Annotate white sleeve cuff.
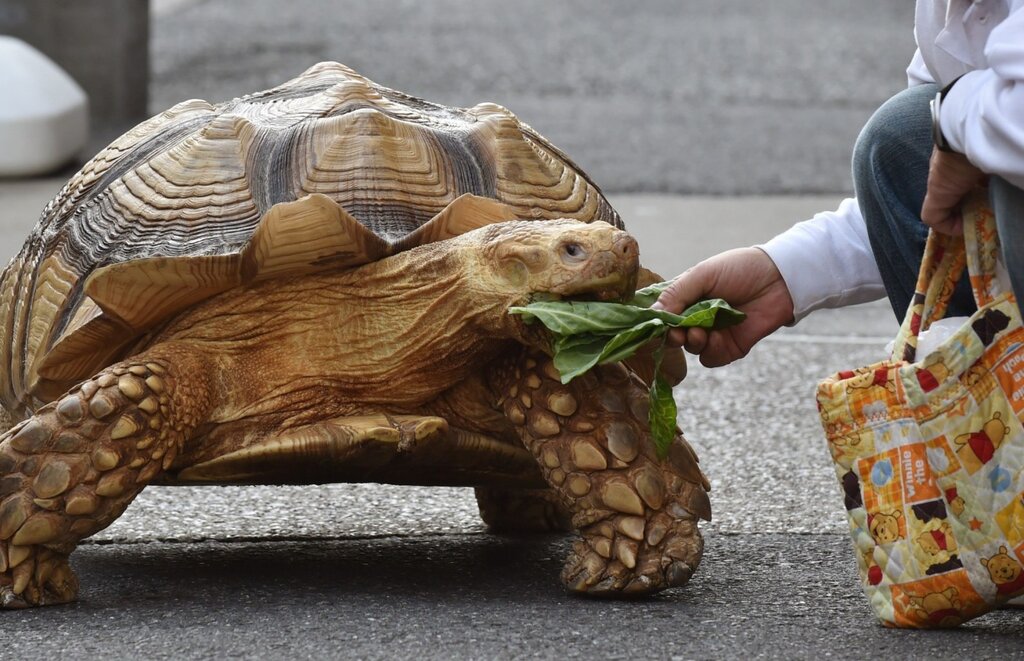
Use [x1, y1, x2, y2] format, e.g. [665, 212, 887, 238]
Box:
[938, 8, 1024, 190]
[759, 198, 887, 323]
[940, 68, 1024, 190]
[906, 48, 934, 87]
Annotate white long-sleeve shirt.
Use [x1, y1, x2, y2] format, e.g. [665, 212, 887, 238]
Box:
[761, 0, 1024, 321]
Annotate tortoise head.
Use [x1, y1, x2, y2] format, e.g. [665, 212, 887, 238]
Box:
[459, 219, 639, 340]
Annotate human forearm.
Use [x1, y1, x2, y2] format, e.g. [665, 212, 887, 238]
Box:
[759, 198, 886, 322]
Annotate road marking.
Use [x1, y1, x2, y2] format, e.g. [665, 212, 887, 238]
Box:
[764, 333, 891, 346]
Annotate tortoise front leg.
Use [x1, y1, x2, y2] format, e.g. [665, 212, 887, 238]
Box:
[0, 352, 210, 607]
[474, 486, 572, 532]
[492, 351, 710, 595]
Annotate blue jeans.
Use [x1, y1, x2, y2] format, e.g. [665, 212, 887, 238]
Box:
[853, 84, 1024, 321]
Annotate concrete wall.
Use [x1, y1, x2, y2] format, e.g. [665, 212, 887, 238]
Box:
[0, 0, 149, 130]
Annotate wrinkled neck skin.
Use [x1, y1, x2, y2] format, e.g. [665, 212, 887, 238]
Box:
[148, 241, 541, 430]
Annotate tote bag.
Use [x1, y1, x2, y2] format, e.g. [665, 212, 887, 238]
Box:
[817, 193, 1024, 627]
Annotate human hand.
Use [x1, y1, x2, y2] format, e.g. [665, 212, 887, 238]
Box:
[651, 247, 794, 367]
[920, 147, 987, 236]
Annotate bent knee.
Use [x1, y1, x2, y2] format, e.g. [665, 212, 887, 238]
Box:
[852, 84, 936, 187]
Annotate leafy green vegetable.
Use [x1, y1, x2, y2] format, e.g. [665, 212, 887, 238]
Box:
[509, 281, 745, 459]
[629, 280, 675, 308]
[510, 297, 743, 337]
[676, 298, 747, 329]
[532, 322, 662, 383]
[553, 318, 667, 383]
[552, 336, 609, 383]
[647, 344, 677, 458]
[509, 300, 681, 335]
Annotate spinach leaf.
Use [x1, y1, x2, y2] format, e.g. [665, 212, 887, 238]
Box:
[553, 335, 609, 383]
[509, 282, 745, 460]
[553, 333, 606, 352]
[678, 298, 747, 329]
[552, 319, 668, 384]
[647, 343, 678, 459]
[629, 280, 675, 307]
[595, 318, 667, 365]
[511, 291, 744, 337]
[510, 301, 684, 335]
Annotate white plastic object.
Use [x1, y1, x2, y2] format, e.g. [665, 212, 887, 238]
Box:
[884, 255, 1014, 357]
[915, 316, 970, 357]
[0, 36, 89, 177]
[884, 317, 970, 358]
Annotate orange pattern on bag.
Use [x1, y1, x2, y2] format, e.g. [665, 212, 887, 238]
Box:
[818, 193, 1024, 628]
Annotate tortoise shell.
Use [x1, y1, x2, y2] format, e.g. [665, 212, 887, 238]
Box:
[0, 62, 621, 417]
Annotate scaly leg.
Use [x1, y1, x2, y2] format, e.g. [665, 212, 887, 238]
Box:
[491, 350, 711, 595]
[475, 487, 572, 532]
[0, 351, 210, 607]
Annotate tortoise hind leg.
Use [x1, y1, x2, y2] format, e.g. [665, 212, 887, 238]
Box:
[0, 352, 210, 607]
[475, 487, 572, 533]
[492, 351, 711, 595]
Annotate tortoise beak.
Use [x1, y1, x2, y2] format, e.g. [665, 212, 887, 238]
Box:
[572, 272, 638, 302]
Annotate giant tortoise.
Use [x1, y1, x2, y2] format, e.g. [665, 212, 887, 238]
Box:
[0, 62, 709, 607]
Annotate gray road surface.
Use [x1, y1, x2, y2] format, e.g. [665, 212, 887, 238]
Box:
[148, 0, 915, 195]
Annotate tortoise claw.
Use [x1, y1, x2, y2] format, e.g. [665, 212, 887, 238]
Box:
[0, 546, 78, 609]
[624, 575, 653, 594]
[563, 545, 608, 591]
[666, 560, 694, 587]
[1, 586, 29, 609]
[562, 510, 702, 597]
[590, 576, 619, 593]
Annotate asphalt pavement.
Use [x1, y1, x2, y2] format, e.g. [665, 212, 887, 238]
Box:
[147, 0, 914, 196]
[1, 0, 1023, 658]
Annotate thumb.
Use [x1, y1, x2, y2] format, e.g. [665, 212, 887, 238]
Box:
[651, 266, 709, 313]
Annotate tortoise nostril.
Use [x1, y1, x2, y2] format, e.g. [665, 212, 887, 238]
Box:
[614, 236, 638, 257]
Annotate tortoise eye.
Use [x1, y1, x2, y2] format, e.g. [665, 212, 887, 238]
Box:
[562, 242, 585, 259]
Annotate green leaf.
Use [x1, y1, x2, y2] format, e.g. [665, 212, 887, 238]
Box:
[510, 301, 685, 335]
[593, 318, 667, 365]
[553, 336, 609, 383]
[648, 344, 677, 460]
[678, 298, 746, 329]
[551, 320, 668, 384]
[629, 280, 675, 307]
[510, 296, 745, 337]
[553, 333, 605, 352]
[509, 292, 744, 460]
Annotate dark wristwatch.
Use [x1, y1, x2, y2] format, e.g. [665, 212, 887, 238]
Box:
[930, 78, 961, 153]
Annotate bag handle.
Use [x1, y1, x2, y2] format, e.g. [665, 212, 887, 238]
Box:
[962, 193, 1003, 307]
[891, 189, 997, 363]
